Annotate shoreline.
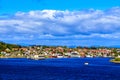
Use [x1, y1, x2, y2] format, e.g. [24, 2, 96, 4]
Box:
[110, 59, 120, 63]
[0, 57, 112, 59]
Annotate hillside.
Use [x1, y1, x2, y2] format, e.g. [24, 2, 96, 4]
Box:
[0, 41, 21, 51]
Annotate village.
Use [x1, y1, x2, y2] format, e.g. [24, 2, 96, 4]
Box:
[1, 45, 120, 60]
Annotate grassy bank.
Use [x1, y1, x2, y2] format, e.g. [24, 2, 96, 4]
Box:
[110, 57, 120, 63]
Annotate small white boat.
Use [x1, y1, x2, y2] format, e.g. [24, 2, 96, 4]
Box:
[84, 62, 89, 65]
[31, 55, 45, 60]
[57, 55, 64, 58]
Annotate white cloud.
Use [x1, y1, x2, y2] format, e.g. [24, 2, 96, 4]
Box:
[0, 7, 120, 43]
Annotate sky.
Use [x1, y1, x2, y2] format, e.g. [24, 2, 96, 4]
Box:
[0, 0, 120, 46]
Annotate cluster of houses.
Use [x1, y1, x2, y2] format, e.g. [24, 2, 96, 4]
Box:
[0, 46, 120, 59]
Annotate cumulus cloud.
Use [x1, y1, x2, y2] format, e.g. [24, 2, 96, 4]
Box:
[0, 7, 120, 45]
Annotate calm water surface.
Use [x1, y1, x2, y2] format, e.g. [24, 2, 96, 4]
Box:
[0, 58, 120, 80]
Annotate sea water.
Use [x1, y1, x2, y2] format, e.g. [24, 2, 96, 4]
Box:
[0, 58, 120, 80]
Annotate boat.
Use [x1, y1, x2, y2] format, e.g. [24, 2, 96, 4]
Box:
[31, 55, 45, 60]
[84, 62, 89, 65]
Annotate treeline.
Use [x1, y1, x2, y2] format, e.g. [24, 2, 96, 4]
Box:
[76, 46, 114, 49]
[0, 41, 21, 51]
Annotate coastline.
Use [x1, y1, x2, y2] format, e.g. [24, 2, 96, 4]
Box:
[0, 56, 26, 58]
[0, 56, 113, 59]
[110, 59, 120, 63]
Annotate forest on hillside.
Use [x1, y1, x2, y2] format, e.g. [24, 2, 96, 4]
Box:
[0, 41, 21, 51]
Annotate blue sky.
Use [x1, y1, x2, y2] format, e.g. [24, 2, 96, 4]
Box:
[0, 0, 120, 46]
[0, 0, 120, 13]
